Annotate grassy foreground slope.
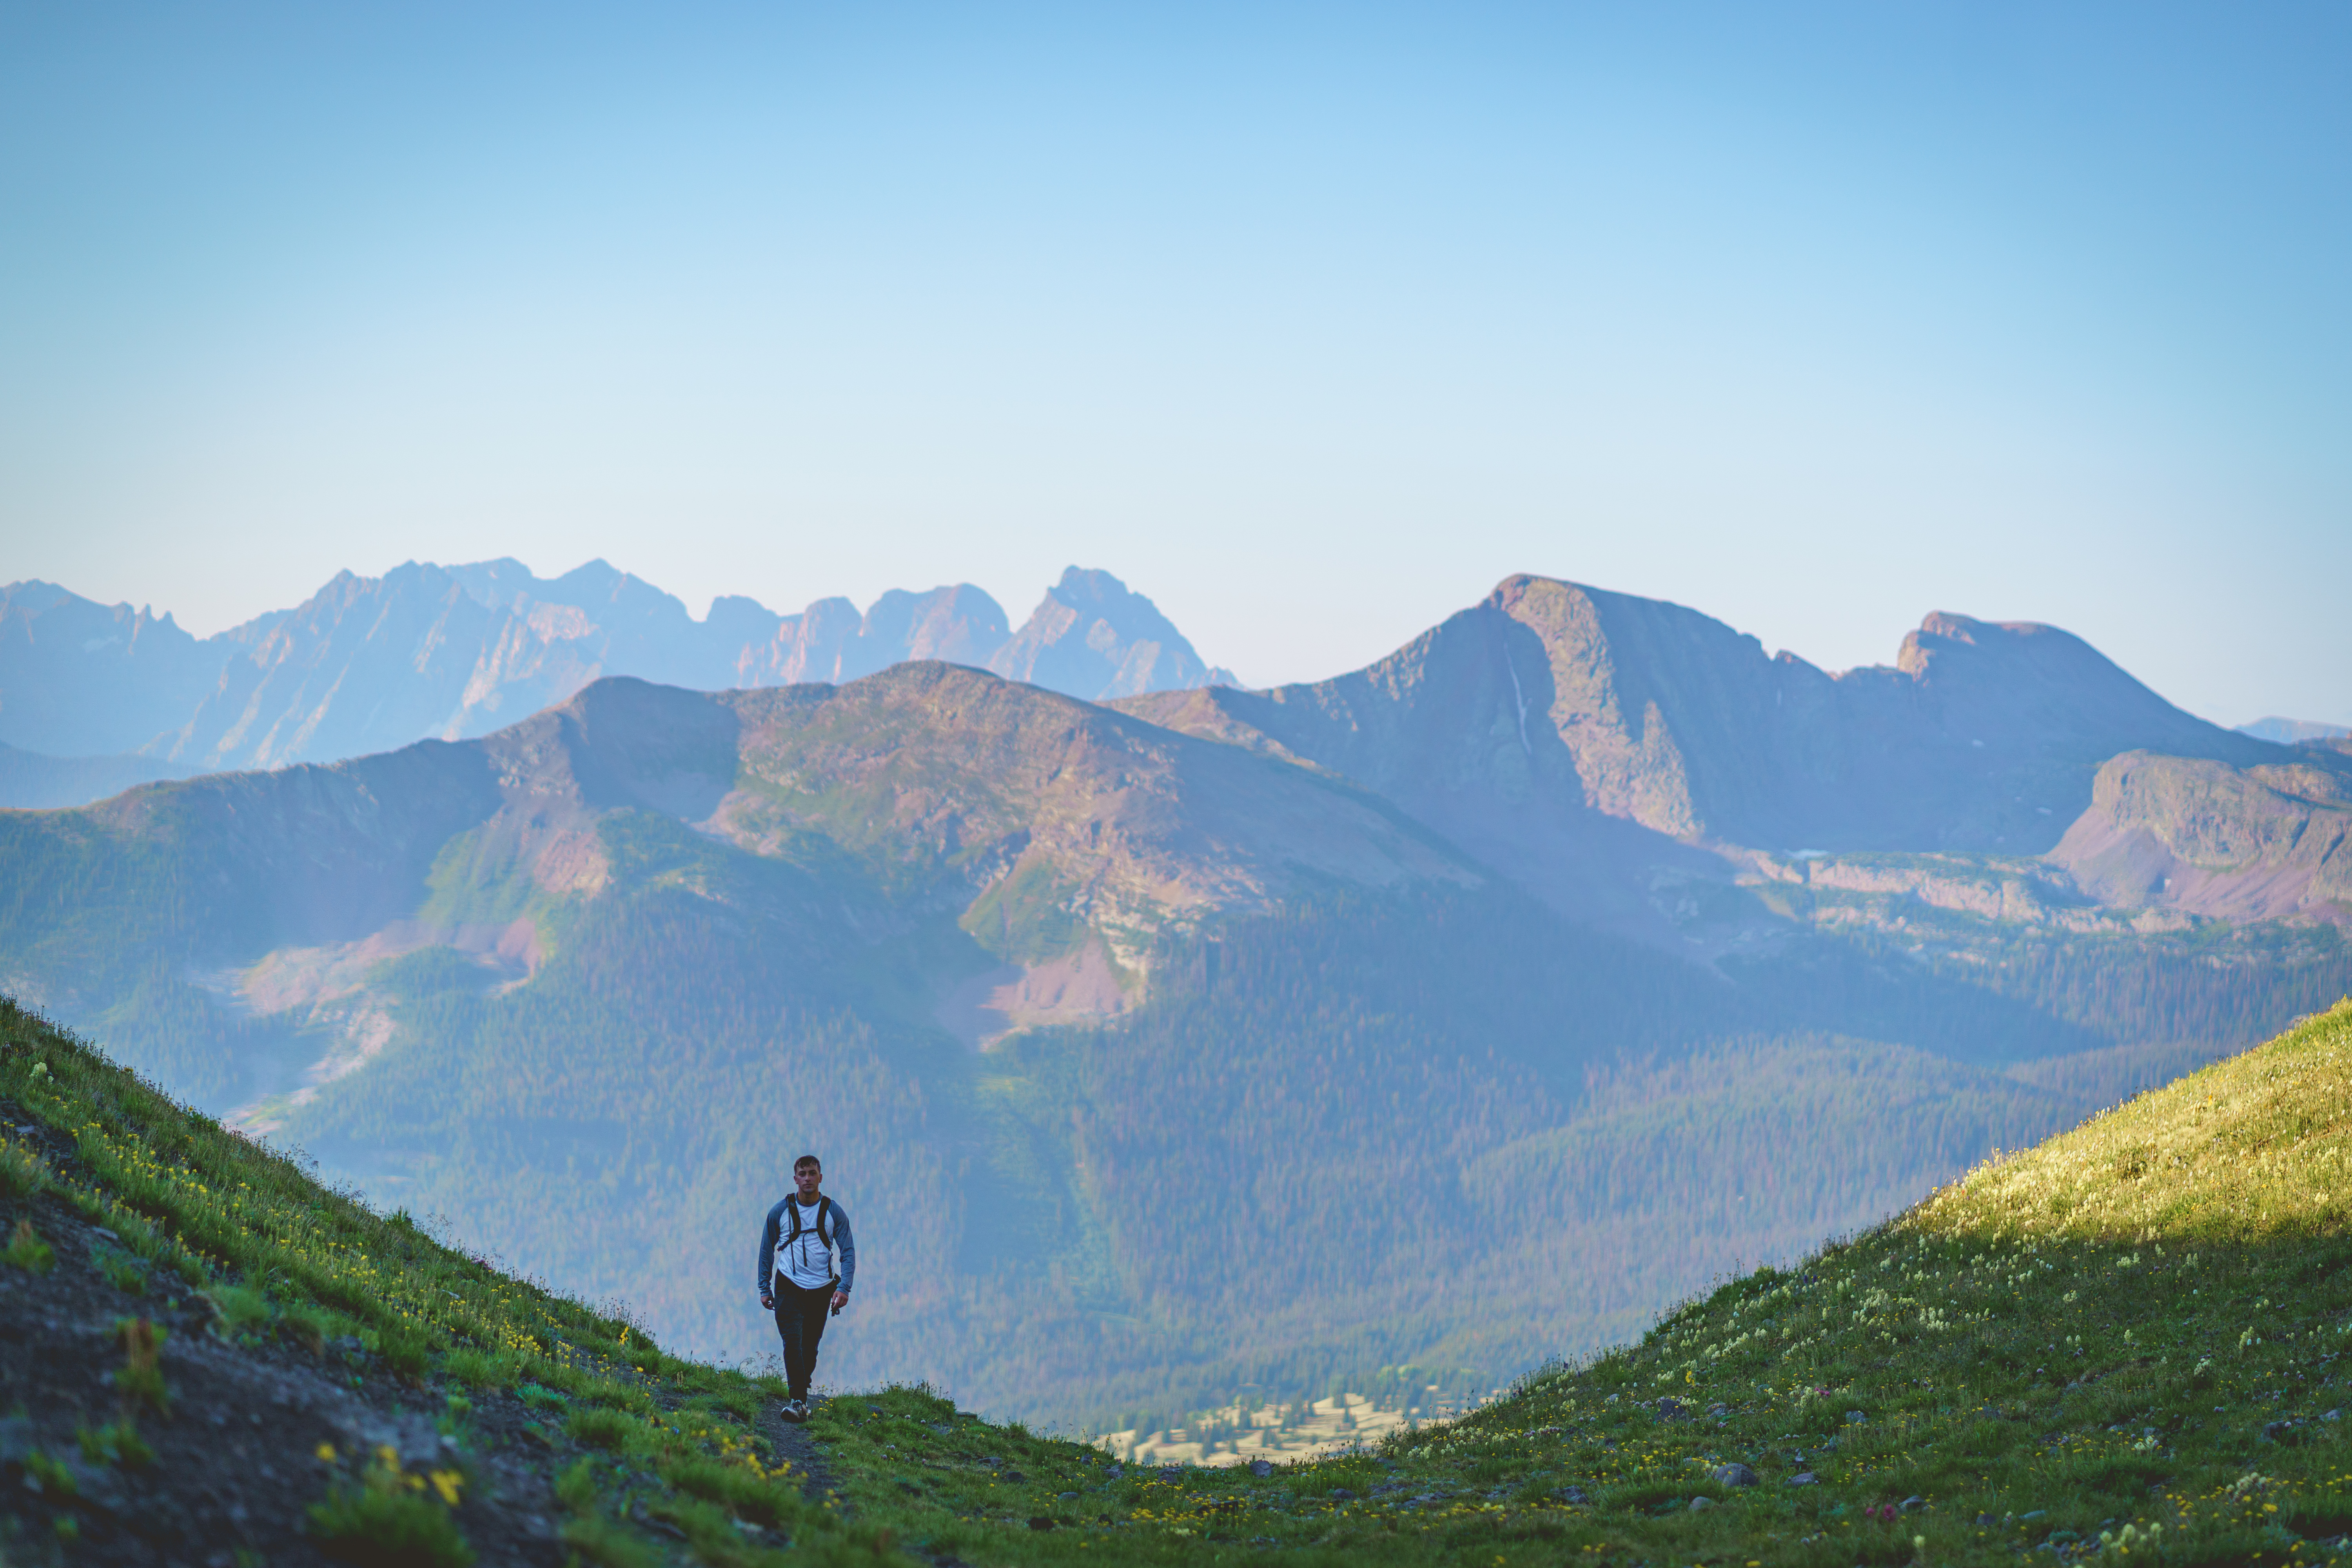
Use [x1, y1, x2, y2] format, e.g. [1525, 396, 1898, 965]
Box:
[0, 995, 916, 1566]
[4, 991, 2349, 1566]
[1376, 996, 2352, 1567]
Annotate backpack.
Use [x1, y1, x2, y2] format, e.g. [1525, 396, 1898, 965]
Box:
[783, 1196, 835, 1251]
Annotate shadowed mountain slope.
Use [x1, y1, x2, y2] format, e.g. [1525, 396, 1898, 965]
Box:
[1122, 575, 2291, 938]
[1127, 574, 2276, 859]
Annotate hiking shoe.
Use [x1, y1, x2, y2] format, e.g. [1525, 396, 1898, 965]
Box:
[788, 1398, 810, 1422]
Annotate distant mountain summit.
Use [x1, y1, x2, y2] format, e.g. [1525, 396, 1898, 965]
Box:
[987, 567, 1237, 701]
[1123, 573, 2292, 934]
[719, 583, 1013, 687]
[0, 561, 1227, 799]
[0, 581, 217, 759]
[1133, 574, 2271, 856]
[0, 741, 191, 810]
[2237, 715, 2352, 744]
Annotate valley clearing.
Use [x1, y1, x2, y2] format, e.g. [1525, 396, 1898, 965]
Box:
[1, 992, 2347, 1565]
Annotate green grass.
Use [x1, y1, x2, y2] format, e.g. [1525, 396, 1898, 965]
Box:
[4, 1214, 53, 1272]
[0, 996, 886, 1565]
[308, 1447, 477, 1568]
[776, 1001, 2352, 1565]
[5, 987, 2350, 1564]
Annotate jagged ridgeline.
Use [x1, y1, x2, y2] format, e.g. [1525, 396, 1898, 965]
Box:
[1, 655, 2349, 1433]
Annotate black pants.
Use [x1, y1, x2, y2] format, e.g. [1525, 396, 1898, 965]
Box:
[772, 1278, 834, 1401]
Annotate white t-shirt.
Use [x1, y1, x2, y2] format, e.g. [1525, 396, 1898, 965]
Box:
[777, 1199, 838, 1290]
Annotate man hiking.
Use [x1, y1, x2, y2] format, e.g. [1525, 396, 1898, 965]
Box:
[756, 1154, 855, 1421]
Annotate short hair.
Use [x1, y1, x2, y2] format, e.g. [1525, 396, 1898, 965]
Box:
[793, 1154, 822, 1172]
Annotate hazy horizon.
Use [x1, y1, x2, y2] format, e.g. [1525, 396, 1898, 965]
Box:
[4, 2, 2347, 725]
[10, 550, 2336, 737]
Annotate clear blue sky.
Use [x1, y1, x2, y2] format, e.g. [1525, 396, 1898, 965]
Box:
[3, 2, 2346, 724]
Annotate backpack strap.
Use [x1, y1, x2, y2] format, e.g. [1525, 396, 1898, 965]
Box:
[783, 1197, 834, 1250]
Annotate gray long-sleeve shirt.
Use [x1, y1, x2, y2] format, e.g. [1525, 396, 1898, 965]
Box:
[757, 1196, 856, 1296]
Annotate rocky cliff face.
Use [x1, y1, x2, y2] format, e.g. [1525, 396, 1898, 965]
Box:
[1119, 582, 1723, 936]
[1488, 578, 2273, 853]
[1121, 573, 2295, 939]
[2048, 751, 2352, 925]
[1129, 573, 2279, 860]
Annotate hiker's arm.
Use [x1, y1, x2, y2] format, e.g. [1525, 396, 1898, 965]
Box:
[755, 1205, 780, 1304]
[832, 1205, 855, 1299]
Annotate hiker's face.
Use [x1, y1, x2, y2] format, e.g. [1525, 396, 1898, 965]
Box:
[795, 1163, 822, 1200]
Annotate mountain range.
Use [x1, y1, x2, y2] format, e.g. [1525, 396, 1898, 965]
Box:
[1, 569, 2346, 1428]
[0, 561, 1234, 791]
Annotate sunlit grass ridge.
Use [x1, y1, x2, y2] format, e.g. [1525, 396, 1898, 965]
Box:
[1390, 999, 2352, 1565]
[1921, 996, 2352, 1245]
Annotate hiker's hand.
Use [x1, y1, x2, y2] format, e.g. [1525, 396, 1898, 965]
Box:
[830, 1290, 848, 1315]
[759, 1294, 773, 1311]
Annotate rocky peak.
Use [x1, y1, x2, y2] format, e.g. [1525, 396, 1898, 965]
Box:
[988, 567, 1233, 701]
[1125, 573, 2298, 932]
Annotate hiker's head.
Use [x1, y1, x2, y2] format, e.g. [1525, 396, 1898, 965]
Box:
[794, 1154, 822, 1199]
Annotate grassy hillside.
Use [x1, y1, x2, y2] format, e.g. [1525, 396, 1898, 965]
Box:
[1353, 993, 2352, 1566]
[7, 995, 2347, 1564]
[0, 995, 899, 1564]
